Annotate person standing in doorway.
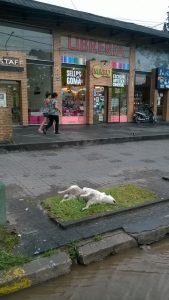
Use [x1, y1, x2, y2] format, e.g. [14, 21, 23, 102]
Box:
[38, 92, 51, 133]
[43, 92, 60, 134]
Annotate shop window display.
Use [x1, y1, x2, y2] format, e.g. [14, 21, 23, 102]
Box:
[62, 86, 86, 116]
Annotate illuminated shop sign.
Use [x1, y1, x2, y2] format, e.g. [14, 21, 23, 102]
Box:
[0, 57, 23, 66]
[64, 69, 85, 86]
[156, 67, 169, 89]
[61, 36, 129, 58]
[92, 64, 112, 79]
[112, 73, 126, 87]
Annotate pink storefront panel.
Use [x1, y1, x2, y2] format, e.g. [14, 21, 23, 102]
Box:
[120, 115, 128, 122]
[28, 115, 44, 124]
[28, 115, 87, 125]
[111, 115, 128, 122]
[61, 116, 86, 124]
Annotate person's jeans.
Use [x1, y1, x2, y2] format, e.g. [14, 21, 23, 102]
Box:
[45, 115, 59, 133]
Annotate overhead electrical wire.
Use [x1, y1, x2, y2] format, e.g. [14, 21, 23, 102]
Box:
[69, 0, 165, 29]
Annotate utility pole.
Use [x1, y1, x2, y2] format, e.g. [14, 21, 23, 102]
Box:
[163, 10, 169, 32]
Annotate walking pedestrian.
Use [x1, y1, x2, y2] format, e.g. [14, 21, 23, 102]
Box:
[43, 92, 60, 135]
[38, 92, 51, 133]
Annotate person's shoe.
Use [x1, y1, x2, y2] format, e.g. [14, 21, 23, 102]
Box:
[43, 128, 47, 135]
[38, 128, 43, 133]
[55, 132, 60, 134]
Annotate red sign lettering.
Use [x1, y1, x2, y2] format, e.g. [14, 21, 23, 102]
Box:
[66, 36, 129, 58]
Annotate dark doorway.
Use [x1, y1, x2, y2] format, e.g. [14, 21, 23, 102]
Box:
[0, 80, 21, 125]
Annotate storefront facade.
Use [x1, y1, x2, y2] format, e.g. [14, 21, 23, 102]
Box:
[59, 34, 130, 124]
[0, 0, 169, 126]
[135, 46, 169, 120]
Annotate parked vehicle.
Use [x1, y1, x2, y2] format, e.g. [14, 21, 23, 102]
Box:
[133, 105, 157, 124]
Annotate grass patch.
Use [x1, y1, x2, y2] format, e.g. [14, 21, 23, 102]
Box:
[0, 250, 30, 271]
[0, 226, 30, 271]
[41, 249, 58, 258]
[42, 184, 157, 222]
[93, 234, 102, 242]
[0, 227, 18, 252]
[66, 241, 78, 261]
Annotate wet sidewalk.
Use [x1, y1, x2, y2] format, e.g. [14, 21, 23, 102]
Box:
[1, 122, 169, 151]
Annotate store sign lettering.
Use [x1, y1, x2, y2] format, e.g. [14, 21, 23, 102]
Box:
[112, 74, 126, 87]
[92, 65, 112, 79]
[67, 36, 129, 58]
[0, 57, 23, 66]
[156, 67, 169, 89]
[66, 70, 83, 85]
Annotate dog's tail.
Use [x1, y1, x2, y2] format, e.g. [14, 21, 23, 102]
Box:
[58, 185, 81, 194]
[58, 189, 68, 194]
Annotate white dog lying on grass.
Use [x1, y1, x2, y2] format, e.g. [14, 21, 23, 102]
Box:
[58, 185, 116, 211]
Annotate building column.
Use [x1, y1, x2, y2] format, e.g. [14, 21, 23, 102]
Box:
[162, 90, 169, 121]
[0, 107, 13, 142]
[107, 87, 112, 123]
[86, 60, 94, 124]
[53, 31, 62, 115]
[150, 69, 158, 115]
[127, 45, 136, 122]
[21, 76, 28, 126]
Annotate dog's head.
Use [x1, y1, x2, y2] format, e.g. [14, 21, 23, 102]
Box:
[106, 195, 116, 204]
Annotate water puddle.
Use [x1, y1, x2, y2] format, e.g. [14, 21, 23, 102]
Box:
[5, 238, 169, 300]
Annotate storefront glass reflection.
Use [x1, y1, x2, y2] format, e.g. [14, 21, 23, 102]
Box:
[27, 64, 52, 124]
[0, 23, 52, 61]
[134, 73, 151, 112]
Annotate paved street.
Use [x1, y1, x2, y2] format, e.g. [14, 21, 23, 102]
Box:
[2, 139, 169, 199]
[1, 139, 169, 256]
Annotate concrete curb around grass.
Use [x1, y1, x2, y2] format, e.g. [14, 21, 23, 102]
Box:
[0, 226, 169, 296]
[49, 197, 169, 229]
[131, 224, 169, 245]
[0, 230, 138, 296]
[0, 251, 71, 296]
[76, 230, 137, 265]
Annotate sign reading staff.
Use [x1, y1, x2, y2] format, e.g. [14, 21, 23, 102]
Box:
[0, 57, 23, 66]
